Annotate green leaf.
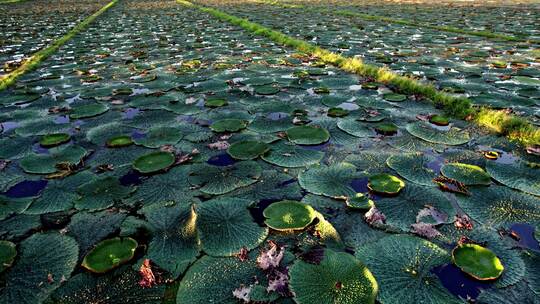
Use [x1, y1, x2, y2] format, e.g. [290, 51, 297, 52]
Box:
[227, 140, 270, 160]
[290, 249, 378, 304]
[195, 197, 268, 256]
[406, 122, 470, 145]
[20, 145, 87, 174]
[486, 160, 540, 196]
[263, 200, 317, 231]
[76, 176, 133, 211]
[262, 141, 324, 168]
[139, 201, 199, 278]
[133, 127, 182, 148]
[441, 163, 491, 185]
[82, 237, 138, 273]
[0, 233, 79, 304]
[210, 118, 248, 133]
[368, 174, 405, 195]
[133, 151, 175, 174]
[0, 195, 32, 221]
[69, 103, 109, 119]
[356, 235, 461, 304]
[189, 161, 262, 195]
[0, 240, 16, 273]
[40, 133, 71, 148]
[386, 153, 437, 186]
[286, 125, 330, 145]
[452, 244, 504, 280]
[299, 163, 358, 199]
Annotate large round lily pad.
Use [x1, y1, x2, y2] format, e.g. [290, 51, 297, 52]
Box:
[76, 176, 133, 211]
[452, 244, 504, 280]
[133, 126, 182, 148]
[406, 122, 470, 145]
[486, 160, 540, 196]
[40, 133, 71, 148]
[263, 200, 316, 231]
[383, 93, 407, 102]
[189, 161, 261, 195]
[298, 163, 358, 199]
[262, 141, 324, 168]
[133, 151, 175, 174]
[286, 125, 330, 145]
[290, 249, 378, 304]
[195, 197, 268, 256]
[227, 141, 269, 160]
[386, 153, 437, 186]
[69, 103, 109, 119]
[20, 145, 87, 174]
[457, 186, 540, 228]
[368, 174, 405, 195]
[210, 119, 248, 133]
[82, 237, 138, 273]
[441, 163, 491, 185]
[356, 235, 461, 304]
[106, 135, 133, 148]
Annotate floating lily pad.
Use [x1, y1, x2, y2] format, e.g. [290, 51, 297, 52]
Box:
[346, 193, 374, 210]
[227, 141, 269, 160]
[486, 160, 540, 196]
[375, 122, 398, 135]
[457, 186, 540, 228]
[205, 98, 228, 108]
[441, 163, 491, 185]
[40, 133, 70, 147]
[82, 237, 138, 273]
[210, 118, 248, 133]
[262, 141, 324, 168]
[106, 135, 133, 148]
[177, 256, 261, 304]
[0, 233, 79, 304]
[452, 244, 504, 280]
[290, 249, 378, 304]
[76, 176, 133, 211]
[286, 125, 330, 145]
[327, 107, 349, 117]
[133, 151, 175, 174]
[69, 103, 109, 119]
[133, 126, 182, 148]
[386, 153, 437, 186]
[299, 163, 358, 199]
[263, 200, 316, 231]
[20, 145, 87, 174]
[195, 197, 268, 256]
[336, 119, 373, 137]
[356, 235, 460, 304]
[254, 85, 280, 95]
[0, 195, 32, 221]
[140, 201, 199, 278]
[368, 174, 405, 195]
[406, 122, 470, 145]
[0, 240, 16, 273]
[383, 93, 407, 102]
[429, 115, 449, 126]
[189, 161, 261, 195]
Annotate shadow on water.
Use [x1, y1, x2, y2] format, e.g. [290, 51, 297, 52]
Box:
[250, 198, 281, 226]
[511, 223, 540, 251]
[433, 263, 493, 300]
[120, 170, 145, 186]
[207, 153, 236, 166]
[3, 180, 48, 198]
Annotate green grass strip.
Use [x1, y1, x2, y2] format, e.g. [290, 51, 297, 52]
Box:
[0, 0, 119, 90]
[0, 0, 29, 3]
[260, 0, 539, 44]
[178, 0, 539, 146]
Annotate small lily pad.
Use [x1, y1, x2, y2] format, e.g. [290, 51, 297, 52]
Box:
[82, 237, 138, 273]
[255, 85, 280, 95]
[40, 133, 71, 147]
[210, 119, 248, 133]
[286, 125, 330, 145]
[263, 200, 316, 231]
[346, 193, 374, 210]
[106, 135, 133, 148]
[227, 141, 269, 160]
[133, 151, 175, 174]
[452, 244, 504, 280]
[205, 98, 228, 108]
[375, 122, 398, 135]
[429, 115, 449, 126]
[0, 240, 16, 273]
[368, 174, 405, 195]
[327, 107, 349, 117]
[383, 93, 407, 102]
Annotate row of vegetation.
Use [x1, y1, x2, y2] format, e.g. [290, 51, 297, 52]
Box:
[179, 0, 540, 146]
[260, 0, 540, 44]
[0, 0, 119, 90]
